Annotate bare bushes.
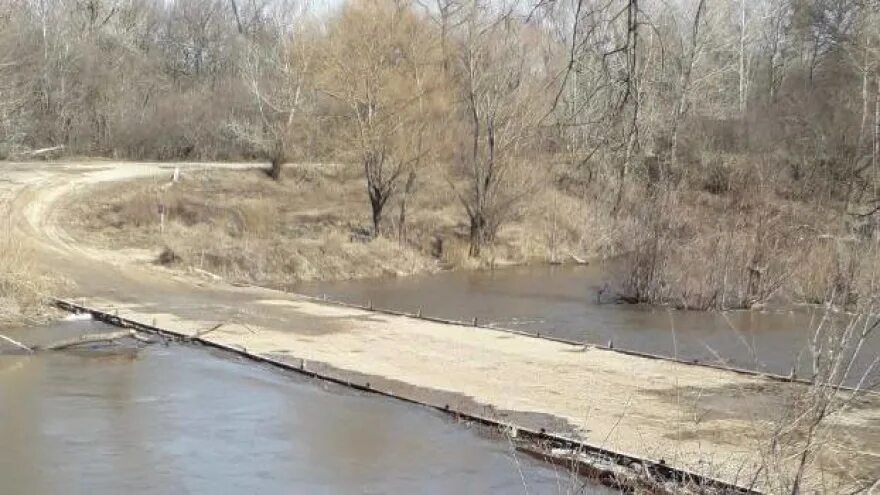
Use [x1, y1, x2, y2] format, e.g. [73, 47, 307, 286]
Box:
[618, 211, 878, 310]
[606, 144, 880, 310]
[614, 180, 848, 309]
[791, 237, 875, 307]
[750, 307, 880, 493]
[491, 182, 618, 265]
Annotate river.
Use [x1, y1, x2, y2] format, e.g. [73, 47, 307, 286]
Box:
[0, 321, 615, 495]
[293, 263, 880, 382]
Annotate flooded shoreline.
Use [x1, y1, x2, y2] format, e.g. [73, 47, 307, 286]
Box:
[0, 321, 615, 494]
[293, 263, 880, 382]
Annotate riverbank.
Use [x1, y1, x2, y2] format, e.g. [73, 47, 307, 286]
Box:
[0, 216, 59, 326]
[290, 264, 880, 381]
[61, 164, 612, 288]
[59, 161, 880, 312]
[4, 161, 879, 493]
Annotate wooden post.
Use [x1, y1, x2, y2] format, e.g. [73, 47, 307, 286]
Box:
[158, 203, 166, 234]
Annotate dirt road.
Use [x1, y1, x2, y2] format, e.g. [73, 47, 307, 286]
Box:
[4, 161, 879, 492]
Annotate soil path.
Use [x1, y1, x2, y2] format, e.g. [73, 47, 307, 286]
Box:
[4, 161, 879, 492]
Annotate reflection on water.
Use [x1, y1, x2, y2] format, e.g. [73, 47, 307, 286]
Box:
[0, 321, 614, 495]
[294, 264, 880, 382]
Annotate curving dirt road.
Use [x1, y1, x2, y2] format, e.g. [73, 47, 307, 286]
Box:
[4, 161, 880, 492]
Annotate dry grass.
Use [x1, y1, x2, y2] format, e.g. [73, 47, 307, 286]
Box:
[63, 164, 609, 289]
[63, 160, 880, 311]
[0, 209, 59, 325]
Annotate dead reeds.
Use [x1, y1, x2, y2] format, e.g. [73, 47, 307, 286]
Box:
[0, 207, 57, 325]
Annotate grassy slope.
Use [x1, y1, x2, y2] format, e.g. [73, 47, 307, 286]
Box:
[0, 219, 58, 326]
[63, 164, 610, 290]
[63, 162, 880, 310]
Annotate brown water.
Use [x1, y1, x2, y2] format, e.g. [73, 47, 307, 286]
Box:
[294, 264, 880, 384]
[0, 321, 615, 495]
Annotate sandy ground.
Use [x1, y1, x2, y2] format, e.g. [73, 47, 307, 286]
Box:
[3, 161, 879, 492]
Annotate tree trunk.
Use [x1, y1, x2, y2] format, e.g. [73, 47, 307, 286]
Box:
[738, 0, 747, 114]
[397, 170, 416, 245]
[368, 184, 387, 237]
[613, 127, 638, 217]
[268, 140, 285, 181]
[670, 0, 706, 169]
[371, 198, 383, 237]
[268, 157, 283, 181]
[614, 0, 641, 218]
[469, 212, 485, 257]
[36, 330, 139, 351]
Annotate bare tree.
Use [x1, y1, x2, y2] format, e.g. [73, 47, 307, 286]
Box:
[416, 0, 465, 72]
[451, 2, 548, 256]
[241, 1, 315, 180]
[668, 0, 708, 170]
[608, 0, 642, 216]
[0, 12, 30, 158]
[318, 0, 441, 236]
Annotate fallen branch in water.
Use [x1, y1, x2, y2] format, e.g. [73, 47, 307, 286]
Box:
[1, 330, 151, 353]
[130, 332, 156, 344]
[37, 330, 136, 351]
[0, 334, 34, 353]
[569, 253, 588, 265]
[195, 322, 225, 338]
[28, 330, 153, 351]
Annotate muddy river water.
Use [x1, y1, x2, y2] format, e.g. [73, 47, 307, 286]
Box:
[294, 264, 880, 382]
[0, 321, 615, 494]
